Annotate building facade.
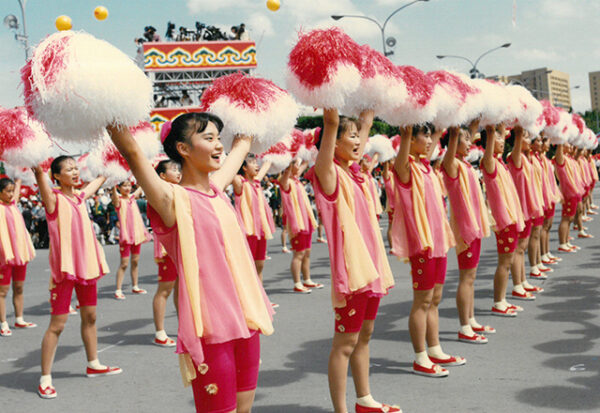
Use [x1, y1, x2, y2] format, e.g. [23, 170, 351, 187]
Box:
[590, 71, 600, 112]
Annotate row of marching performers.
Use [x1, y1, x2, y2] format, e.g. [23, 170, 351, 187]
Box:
[0, 109, 597, 412]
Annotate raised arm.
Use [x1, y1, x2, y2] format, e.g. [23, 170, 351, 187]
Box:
[132, 186, 144, 199]
[442, 126, 460, 179]
[106, 124, 174, 227]
[510, 125, 524, 168]
[555, 143, 565, 166]
[382, 160, 391, 181]
[279, 162, 293, 192]
[32, 166, 56, 214]
[482, 125, 497, 175]
[12, 178, 22, 203]
[211, 135, 252, 192]
[368, 153, 379, 174]
[298, 160, 309, 177]
[256, 159, 272, 182]
[427, 128, 444, 160]
[357, 109, 374, 157]
[393, 125, 412, 184]
[314, 108, 339, 195]
[110, 186, 120, 206]
[81, 176, 107, 201]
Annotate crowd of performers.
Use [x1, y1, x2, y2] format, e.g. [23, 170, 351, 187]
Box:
[0, 112, 597, 412]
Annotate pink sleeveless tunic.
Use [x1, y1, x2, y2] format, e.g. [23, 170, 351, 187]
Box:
[116, 195, 150, 245]
[279, 177, 316, 237]
[554, 156, 582, 200]
[0, 201, 35, 266]
[507, 153, 544, 221]
[234, 178, 275, 239]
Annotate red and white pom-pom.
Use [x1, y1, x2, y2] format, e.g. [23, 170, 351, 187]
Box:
[465, 145, 484, 164]
[381, 66, 436, 126]
[571, 113, 586, 135]
[200, 72, 299, 154]
[341, 45, 408, 117]
[259, 134, 293, 174]
[87, 136, 131, 187]
[0, 106, 55, 167]
[129, 121, 161, 160]
[296, 127, 320, 164]
[286, 28, 362, 109]
[427, 71, 481, 128]
[390, 134, 401, 154]
[469, 79, 512, 126]
[21, 30, 152, 143]
[77, 153, 95, 183]
[430, 141, 446, 162]
[366, 134, 395, 162]
[504, 85, 544, 135]
[3, 164, 37, 187]
[557, 110, 579, 146]
[540, 100, 564, 143]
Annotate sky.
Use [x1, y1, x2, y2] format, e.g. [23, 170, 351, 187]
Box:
[1, 0, 599, 113]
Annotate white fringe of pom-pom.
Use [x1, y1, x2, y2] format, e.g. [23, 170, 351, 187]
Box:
[366, 134, 395, 162]
[4, 164, 37, 187]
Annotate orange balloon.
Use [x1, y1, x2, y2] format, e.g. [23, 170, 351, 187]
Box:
[266, 0, 280, 12]
[55, 15, 72, 31]
[94, 6, 108, 21]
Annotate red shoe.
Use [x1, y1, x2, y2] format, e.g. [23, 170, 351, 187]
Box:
[271, 302, 280, 309]
[132, 287, 147, 295]
[412, 361, 448, 377]
[557, 246, 575, 253]
[303, 281, 324, 289]
[458, 332, 488, 344]
[428, 355, 466, 366]
[538, 266, 553, 273]
[512, 290, 536, 301]
[86, 366, 123, 378]
[14, 321, 37, 329]
[0, 327, 12, 337]
[524, 285, 544, 293]
[472, 325, 496, 334]
[589, 210, 598, 215]
[38, 384, 57, 399]
[529, 272, 548, 280]
[154, 337, 176, 347]
[541, 259, 557, 265]
[355, 403, 402, 413]
[491, 306, 517, 317]
[568, 236, 574, 241]
[506, 303, 523, 312]
[293, 286, 311, 294]
[548, 255, 562, 262]
[578, 233, 594, 238]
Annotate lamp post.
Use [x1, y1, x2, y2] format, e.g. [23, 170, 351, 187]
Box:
[436, 43, 511, 79]
[331, 0, 429, 57]
[3, 0, 30, 60]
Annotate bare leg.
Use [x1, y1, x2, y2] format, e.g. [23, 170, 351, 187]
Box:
[426, 284, 444, 348]
[558, 216, 572, 245]
[301, 249, 311, 282]
[12, 281, 25, 318]
[254, 260, 265, 283]
[80, 306, 98, 362]
[41, 314, 69, 375]
[493, 252, 514, 302]
[115, 256, 130, 291]
[0, 285, 9, 323]
[350, 320, 375, 398]
[328, 331, 360, 413]
[153, 281, 175, 332]
[528, 226, 542, 267]
[290, 250, 305, 284]
[456, 268, 476, 326]
[130, 254, 140, 287]
[236, 389, 257, 413]
[409, 289, 434, 353]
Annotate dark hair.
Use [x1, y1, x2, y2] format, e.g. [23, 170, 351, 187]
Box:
[162, 112, 224, 163]
[238, 154, 256, 176]
[0, 177, 15, 192]
[505, 129, 516, 148]
[154, 159, 179, 175]
[50, 155, 75, 183]
[479, 129, 489, 149]
[315, 116, 360, 150]
[117, 180, 132, 187]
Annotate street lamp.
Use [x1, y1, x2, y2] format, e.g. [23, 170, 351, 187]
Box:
[436, 43, 511, 79]
[331, 0, 429, 57]
[3, 0, 30, 60]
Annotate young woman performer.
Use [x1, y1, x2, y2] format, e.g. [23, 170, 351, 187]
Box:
[111, 180, 151, 299]
[152, 159, 181, 347]
[554, 144, 584, 252]
[479, 125, 525, 317]
[505, 128, 545, 298]
[108, 113, 274, 413]
[382, 161, 396, 252]
[575, 148, 595, 237]
[391, 124, 460, 378]
[34, 156, 120, 399]
[233, 155, 275, 282]
[308, 109, 397, 413]
[279, 159, 323, 293]
[538, 138, 563, 264]
[0, 177, 37, 336]
[359, 154, 384, 219]
[440, 126, 493, 343]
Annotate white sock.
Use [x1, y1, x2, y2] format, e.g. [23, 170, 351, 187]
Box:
[1, 321, 9, 330]
[16, 316, 25, 324]
[460, 324, 475, 336]
[548, 252, 558, 259]
[88, 359, 106, 370]
[132, 285, 139, 290]
[40, 374, 52, 388]
[294, 282, 304, 289]
[115, 289, 122, 294]
[356, 394, 382, 408]
[541, 253, 549, 261]
[415, 351, 433, 368]
[494, 301, 507, 311]
[469, 317, 482, 329]
[427, 344, 449, 359]
[531, 266, 541, 275]
[522, 280, 534, 289]
[513, 284, 526, 294]
[155, 330, 168, 341]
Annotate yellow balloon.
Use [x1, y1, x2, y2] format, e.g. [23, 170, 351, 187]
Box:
[94, 6, 109, 21]
[266, 0, 280, 12]
[55, 15, 72, 31]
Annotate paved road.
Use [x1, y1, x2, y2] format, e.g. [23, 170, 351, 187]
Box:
[1, 190, 599, 412]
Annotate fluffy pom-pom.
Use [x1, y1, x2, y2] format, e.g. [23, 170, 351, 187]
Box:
[259, 134, 293, 174]
[390, 134, 401, 153]
[430, 142, 446, 162]
[427, 70, 481, 128]
[540, 100, 564, 142]
[558, 110, 579, 145]
[505, 85, 544, 136]
[571, 113, 586, 135]
[21, 30, 153, 144]
[129, 121, 161, 160]
[366, 134, 395, 162]
[0, 107, 55, 167]
[465, 145, 484, 164]
[3, 164, 37, 187]
[341, 45, 408, 117]
[286, 28, 362, 109]
[469, 79, 512, 126]
[87, 135, 131, 187]
[200, 72, 299, 154]
[77, 153, 95, 183]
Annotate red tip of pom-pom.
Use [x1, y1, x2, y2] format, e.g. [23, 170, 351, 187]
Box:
[395, 66, 435, 107]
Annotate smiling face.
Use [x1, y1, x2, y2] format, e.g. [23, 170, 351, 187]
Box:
[177, 121, 224, 173]
[334, 121, 361, 163]
[160, 162, 181, 184]
[242, 157, 259, 179]
[118, 180, 132, 196]
[53, 158, 80, 188]
[0, 182, 15, 204]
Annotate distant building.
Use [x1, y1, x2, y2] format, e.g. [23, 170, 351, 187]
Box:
[491, 67, 573, 109]
[589, 71, 600, 111]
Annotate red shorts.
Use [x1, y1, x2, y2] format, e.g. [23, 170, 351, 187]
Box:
[0, 264, 27, 286]
[562, 197, 580, 218]
[334, 292, 381, 333]
[50, 279, 97, 315]
[246, 236, 267, 261]
[457, 238, 481, 270]
[409, 254, 447, 290]
[495, 224, 519, 254]
[281, 214, 287, 227]
[533, 216, 544, 227]
[544, 204, 556, 220]
[191, 332, 260, 413]
[120, 243, 141, 258]
[157, 257, 177, 283]
[291, 230, 312, 252]
[518, 219, 533, 239]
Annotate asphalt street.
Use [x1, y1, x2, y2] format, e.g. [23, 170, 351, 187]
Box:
[1, 190, 599, 412]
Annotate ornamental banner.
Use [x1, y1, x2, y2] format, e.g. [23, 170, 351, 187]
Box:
[143, 41, 257, 71]
[150, 107, 199, 131]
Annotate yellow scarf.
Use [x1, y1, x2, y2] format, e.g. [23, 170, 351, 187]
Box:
[288, 179, 317, 232]
[117, 196, 148, 245]
[0, 203, 35, 264]
[239, 180, 273, 239]
[494, 158, 523, 228]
